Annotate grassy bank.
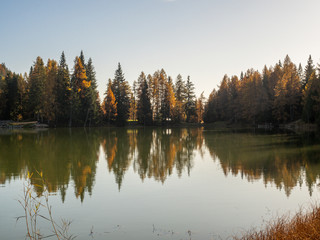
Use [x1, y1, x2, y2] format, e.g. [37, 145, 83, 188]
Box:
[235, 205, 320, 240]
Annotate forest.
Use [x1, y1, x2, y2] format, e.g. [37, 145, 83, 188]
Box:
[0, 52, 319, 127]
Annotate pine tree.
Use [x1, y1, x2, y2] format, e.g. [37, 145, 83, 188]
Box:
[239, 70, 266, 123]
[44, 59, 58, 123]
[273, 75, 288, 123]
[229, 75, 240, 123]
[302, 55, 315, 89]
[55, 51, 71, 125]
[175, 74, 186, 102]
[79, 50, 86, 68]
[12, 74, 27, 121]
[185, 76, 196, 122]
[196, 92, 205, 123]
[70, 56, 88, 126]
[302, 72, 317, 122]
[83, 58, 100, 126]
[4, 72, 19, 120]
[174, 74, 186, 122]
[204, 89, 218, 123]
[28, 56, 46, 121]
[284, 55, 301, 121]
[136, 72, 152, 125]
[112, 63, 130, 126]
[161, 78, 176, 122]
[273, 55, 300, 122]
[103, 79, 117, 123]
[216, 75, 230, 120]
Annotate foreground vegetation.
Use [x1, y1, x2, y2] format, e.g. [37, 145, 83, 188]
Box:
[1, 53, 320, 127]
[235, 205, 320, 240]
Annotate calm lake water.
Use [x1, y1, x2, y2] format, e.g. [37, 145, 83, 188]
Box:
[1, 127, 320, 240]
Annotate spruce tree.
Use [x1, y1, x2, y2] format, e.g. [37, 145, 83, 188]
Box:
[303, 55, 315, 89]
[84, 58, 100, 126]
[112, 63, 130, 126]
[196, 92, 205, 123]
[136, 72, 152, 125]
[103, 79, 117, 123]
[70, 56, 88, 126]
[79, 50, 86, 68]
[56, 51, 71, 125]
[185, 76, 196, 122]
[174, 74, 186, 122]
[161, 78, 175, 122]
[28, 56, 46, 121]
[302, 72, 317, 123]
[4, 72, 19, 120]
[44, 59, 58, 123]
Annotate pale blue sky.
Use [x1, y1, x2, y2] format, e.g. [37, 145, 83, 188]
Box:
[2, 0, 320, 97]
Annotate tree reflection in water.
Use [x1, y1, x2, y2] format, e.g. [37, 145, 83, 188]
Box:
[1, 128, 320, 201]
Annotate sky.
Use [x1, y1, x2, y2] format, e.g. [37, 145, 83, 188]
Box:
[2, 0, 320, 98]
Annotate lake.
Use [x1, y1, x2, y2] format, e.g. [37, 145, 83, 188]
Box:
[1, 127, 320, 240]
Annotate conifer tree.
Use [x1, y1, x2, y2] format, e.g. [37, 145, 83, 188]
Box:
[175, 74, 186, 102]
[229, 75, 240, 123]
[4, 72, 19, 120]
[204, 89, 218, 123]
[239, 70, 266, 123]
[70, 56, 89, 126]
[84, 58, 100, 126]
[273, 55, 301, 122]
[79, 50, 86, 68]
[55, 51, 71, 125]
[284, 55, 301, 121]
[216, 75, 230, 120]
[28, 56, 46, 121]
[302, 55, 315, 89]
[136, 72, 152, 125]
[44, 59, 58, 123]
[196, 92, 205, 123]
[302, 72, 317, 122]
[103, 79, 117, 123]
[112, 63, 130, 126]
[161, 78, 175, 122]
[185, 76, 196, 122]
[174, 74, 186, 122]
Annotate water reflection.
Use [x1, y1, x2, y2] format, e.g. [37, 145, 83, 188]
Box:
[204, 130, 320, 196]
[1, 128, 320, 201]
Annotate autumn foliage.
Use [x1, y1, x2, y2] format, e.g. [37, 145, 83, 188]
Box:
[1, 53, 320, 126]
[235, 205, 320, 240]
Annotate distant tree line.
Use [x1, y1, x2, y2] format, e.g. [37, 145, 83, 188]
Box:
[0, 51, 101, 127]
[1, 53, 320, 126]
[0, 51, 202, 126]
[204, 55, 320, 125]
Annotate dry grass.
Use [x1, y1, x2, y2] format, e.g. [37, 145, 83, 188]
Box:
[234, 205, 320, 240]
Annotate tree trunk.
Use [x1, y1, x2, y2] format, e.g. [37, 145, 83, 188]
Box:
[84, 108, 90, 128]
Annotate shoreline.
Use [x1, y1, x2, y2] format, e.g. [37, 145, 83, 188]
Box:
[0, 120, 318, 133]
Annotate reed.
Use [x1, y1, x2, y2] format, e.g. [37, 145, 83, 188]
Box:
[234, 205, 320, 240]
[17, 171, 75, 240]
